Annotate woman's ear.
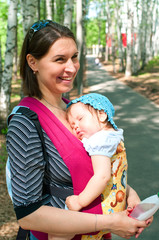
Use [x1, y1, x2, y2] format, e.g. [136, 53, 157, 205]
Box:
[98, 110, 107, 123]
[26, 54, 38, 72]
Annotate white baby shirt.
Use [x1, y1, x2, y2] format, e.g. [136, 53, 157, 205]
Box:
[82, 129, 124, 158]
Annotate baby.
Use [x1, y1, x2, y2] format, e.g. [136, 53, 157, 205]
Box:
[49, 93, 128, 240]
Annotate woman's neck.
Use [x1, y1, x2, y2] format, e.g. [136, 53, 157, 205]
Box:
[37, 96, 73, 132]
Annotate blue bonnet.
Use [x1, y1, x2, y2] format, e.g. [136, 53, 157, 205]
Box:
[67, 93, 118, 129]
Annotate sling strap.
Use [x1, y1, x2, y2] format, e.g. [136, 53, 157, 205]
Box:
[19, 97, 102, 215]
[16, 227, 30, 240]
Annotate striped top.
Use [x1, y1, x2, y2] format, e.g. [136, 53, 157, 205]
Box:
[6, 114, 73, 219]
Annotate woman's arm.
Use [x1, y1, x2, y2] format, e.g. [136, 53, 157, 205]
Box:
[19, 204, 148, 238]
[66, 155, 111, 210]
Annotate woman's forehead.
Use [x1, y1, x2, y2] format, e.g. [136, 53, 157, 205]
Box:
[51, 37, 77, 54]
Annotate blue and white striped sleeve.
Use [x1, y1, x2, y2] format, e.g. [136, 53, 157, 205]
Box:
[6, 114, 49, 219]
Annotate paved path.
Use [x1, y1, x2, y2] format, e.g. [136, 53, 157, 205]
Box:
[86, 56, 159, 240]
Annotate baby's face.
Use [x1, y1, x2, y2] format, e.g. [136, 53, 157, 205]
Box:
[67, 102, 102, 140]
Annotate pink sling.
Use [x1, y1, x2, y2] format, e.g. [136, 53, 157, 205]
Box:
[19, 97, 102, 240]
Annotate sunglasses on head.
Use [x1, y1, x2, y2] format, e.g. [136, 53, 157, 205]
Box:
[29, 20, 53, 42]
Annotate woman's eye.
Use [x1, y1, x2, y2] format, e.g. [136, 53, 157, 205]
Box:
[56, 58, 64, 62]
[72, 54, 78, 59]
[72, 54, 78, 61]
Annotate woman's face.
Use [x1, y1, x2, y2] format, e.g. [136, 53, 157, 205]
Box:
[34, 37, 80, 96]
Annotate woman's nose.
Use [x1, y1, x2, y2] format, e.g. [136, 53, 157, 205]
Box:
[65, 59, 76, 73]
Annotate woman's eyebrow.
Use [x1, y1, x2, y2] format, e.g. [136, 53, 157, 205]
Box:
[53, 54, 65, 58]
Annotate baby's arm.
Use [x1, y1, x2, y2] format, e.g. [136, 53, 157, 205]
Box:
[48, 233, 74, 240]
[66, 155, 111, 211]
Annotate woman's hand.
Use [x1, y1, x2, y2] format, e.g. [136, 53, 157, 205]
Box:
[126, 185, 153, 238]
[106, 210, 148, 239]
[65, 195, 82, 211]
[126, 207, 153, 238]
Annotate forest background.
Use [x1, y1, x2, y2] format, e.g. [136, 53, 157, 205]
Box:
[0, 0, 159, 239]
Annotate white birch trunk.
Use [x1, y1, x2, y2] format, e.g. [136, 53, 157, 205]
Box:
[114, 0, 124, 71]
[62, 0, 74, 99]
[20, 0, 38, 35]
[0, 39, 2, 89]
[134, 0, 141, 73]
[125, 1, 132, 77]
[131, 6, 135, 74]
[64, 0, 74, 28]
[0, 0, 18, 119]
[46, 0, 52, 20]
[146, 1, 156, 61]
[140, 0, 147, 69]
[152, 3, 157, 57]
[105, 0, 110, 62]
[153, 4, 159, 57]
[76, 0, 83, 95]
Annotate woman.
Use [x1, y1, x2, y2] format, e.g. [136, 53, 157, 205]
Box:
[6, 20, 151, 240]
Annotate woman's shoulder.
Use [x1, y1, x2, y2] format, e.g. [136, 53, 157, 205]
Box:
[8, 113, 38, 136]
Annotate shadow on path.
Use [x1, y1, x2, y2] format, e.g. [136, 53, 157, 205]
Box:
[86, 56, 159, 240]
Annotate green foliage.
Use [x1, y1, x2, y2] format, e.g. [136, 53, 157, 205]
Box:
[86, 19, 106, 47]
[1, 128, 8, 135]
[0, 125, 8, 171]
[0, 1, 8, 62]
[144, 57, 159, 72]
[0, 143, 7, 170]
[54, 0, 65, 24]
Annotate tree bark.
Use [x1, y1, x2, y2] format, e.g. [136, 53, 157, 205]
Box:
[76, 0, 84, 95]
[125, 0, 132, 77]
[46, 0, 52, 20]
[64, 0, 74, 28]
[0, 39, 2, 90]
[20, 0, 38, 35]
[0, 0, 18, 119]
[115, 0, 124, 71]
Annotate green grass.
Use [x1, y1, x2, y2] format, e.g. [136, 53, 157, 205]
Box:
[144, 56, 159, 72]
[0, 142, 7, 171]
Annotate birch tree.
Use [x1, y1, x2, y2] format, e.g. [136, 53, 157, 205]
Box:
[146, 0, 156, 61]
[115, 0, 124, 71]
[37, 0, 41, 19]
[133, 0, 141, 74]
[0, 0, 18, 119]
[64, 0, 74, 28]
[62, 0, 74, 99]
[125, 0, 133, 76]
[153, 2, 159, 57]
[76, 0, 84, 95]
[0, 39, 2, 90]
[105, 0, 111, 62]
[46, 0, 52, 20]
[20, 0, 38, 35]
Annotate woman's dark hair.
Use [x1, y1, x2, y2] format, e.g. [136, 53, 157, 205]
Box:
[20, 20, 76, 99]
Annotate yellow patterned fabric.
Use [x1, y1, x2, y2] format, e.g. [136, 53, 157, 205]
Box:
[82, 141, 128, 240]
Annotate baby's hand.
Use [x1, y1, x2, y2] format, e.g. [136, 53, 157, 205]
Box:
[65, 195, 82, 211]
